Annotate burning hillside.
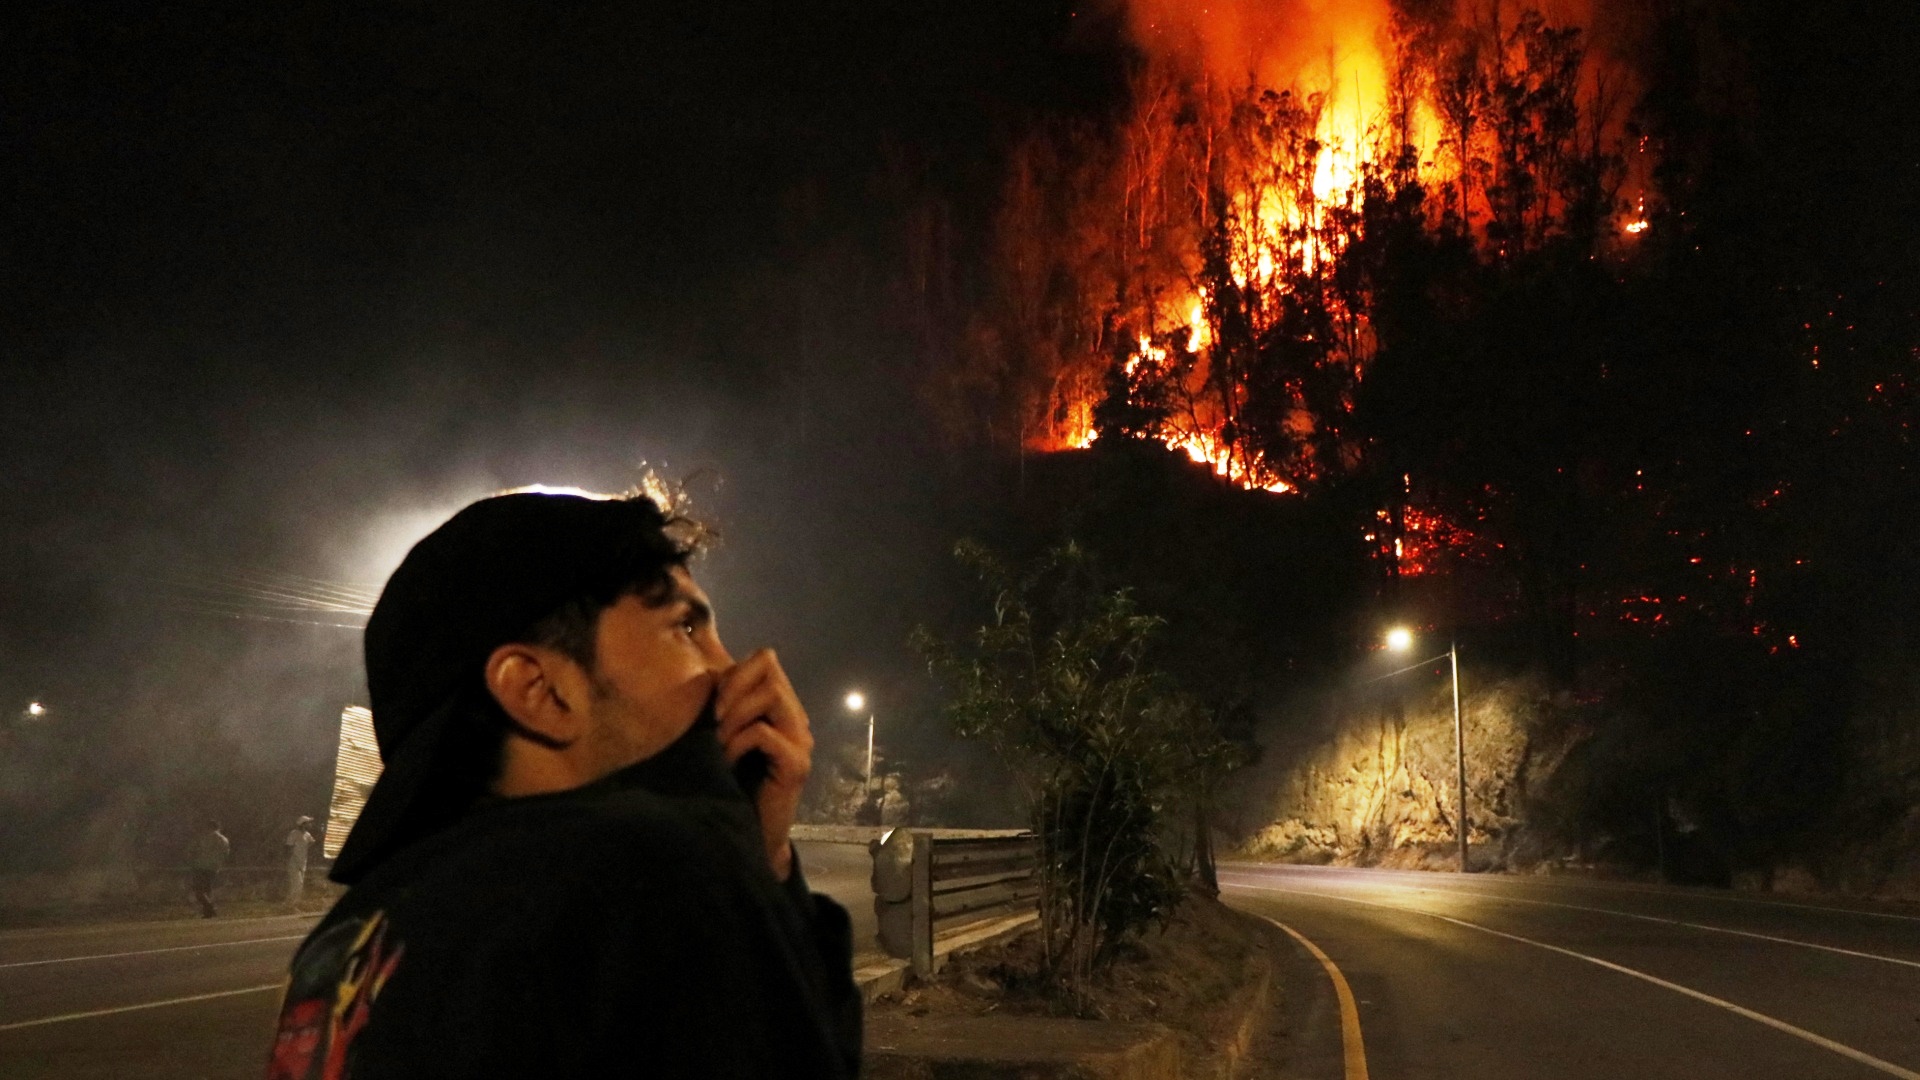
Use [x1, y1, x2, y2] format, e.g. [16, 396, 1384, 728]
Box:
[925, 0, 1919, 904]
[961, 0, 1651, 579]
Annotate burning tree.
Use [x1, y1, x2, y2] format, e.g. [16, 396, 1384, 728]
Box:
[941, 1, 1643, 585]
[918, 0, 1920, 884]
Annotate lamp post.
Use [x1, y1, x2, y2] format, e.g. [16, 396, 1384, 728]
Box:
[844, 691, 873, 792]
[1385, 629, 1469, 872]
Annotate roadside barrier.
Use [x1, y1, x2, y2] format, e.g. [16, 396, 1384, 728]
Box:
[868, 829, 1040, 976]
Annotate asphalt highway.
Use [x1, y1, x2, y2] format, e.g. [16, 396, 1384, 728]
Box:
[11, 852, 1906, 1078]
[0, 912, 315, 1079]
[1223, 862, 1920, 1079]
[0, 841, 875, 1079]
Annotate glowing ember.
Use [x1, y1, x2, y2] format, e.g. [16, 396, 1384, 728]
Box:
[1624, 196, 1650, 234]
[1375, 504, 1494, 578]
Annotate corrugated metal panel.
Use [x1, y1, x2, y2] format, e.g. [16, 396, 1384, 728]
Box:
[325, 705, 381, 859]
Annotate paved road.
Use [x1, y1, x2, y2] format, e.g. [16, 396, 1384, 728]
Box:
[0, 912, 317, 1079]
[795, 839, 883, 964]
[28, 853, 1900, 1079]
[1223, 862, 1920, 1079]
[0, 841, 873, 1079]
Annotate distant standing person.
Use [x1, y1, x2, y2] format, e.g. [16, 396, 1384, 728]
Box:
[283, 816, 316, 904]
[187, 818, 230, 918]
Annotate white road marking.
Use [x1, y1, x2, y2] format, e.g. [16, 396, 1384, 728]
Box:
[1225, 864, 1920, 956]
[1423, 887, 1920, 970]
[0, 913, 319, 943]
[0, 934, 308, 971]
[1455, 872, 1920, 924]
[1591, 884, 1920, 924]
[1223, 876, 1920, 1080]
[1219, 862, 1920, 924]
[0, 983, 283, 1033]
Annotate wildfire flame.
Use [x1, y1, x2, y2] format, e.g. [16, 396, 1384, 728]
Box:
[1001, 1, 1651, 591]
[1021, 0, 1633, 503]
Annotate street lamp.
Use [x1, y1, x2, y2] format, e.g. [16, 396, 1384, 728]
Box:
[1383, 627, 1469, 872]
[845, 691, 874, 791]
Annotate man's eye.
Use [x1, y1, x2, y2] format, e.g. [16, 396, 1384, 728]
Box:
[680, 619, 698, 637]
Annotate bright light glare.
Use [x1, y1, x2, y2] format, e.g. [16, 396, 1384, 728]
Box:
[25, 701, 46, 717]
[844, 691, 866, 713]
[1385, 627, 1414, 653]
[497, 484, 619, 500]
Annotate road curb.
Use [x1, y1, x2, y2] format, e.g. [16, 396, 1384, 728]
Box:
[1212, 923, 1278, 1079]
[855, 957, 912, 1002]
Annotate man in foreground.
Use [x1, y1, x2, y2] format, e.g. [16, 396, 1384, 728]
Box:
[266, 491, 860, 1078]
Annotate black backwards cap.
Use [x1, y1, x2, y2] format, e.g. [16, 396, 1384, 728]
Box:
[330, 491, 690, 884]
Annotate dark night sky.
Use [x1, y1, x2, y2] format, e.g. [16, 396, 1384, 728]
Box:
[1, 0, 1915, 857]
[0, 1, 1124, 779]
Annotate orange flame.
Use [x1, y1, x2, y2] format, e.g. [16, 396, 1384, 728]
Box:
[1022, 0, 1630, 520]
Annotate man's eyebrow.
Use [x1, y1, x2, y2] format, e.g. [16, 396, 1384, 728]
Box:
[670, 591, 714, 628]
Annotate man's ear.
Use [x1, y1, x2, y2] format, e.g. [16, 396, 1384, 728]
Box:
[484, 643, 587, 748]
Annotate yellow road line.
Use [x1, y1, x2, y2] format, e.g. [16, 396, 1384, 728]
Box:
[1262, 915, 1370, 1080]
[0, 983, 282, 1033]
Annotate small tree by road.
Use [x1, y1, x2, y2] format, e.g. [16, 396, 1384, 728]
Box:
[914, 540, 1232, 1000]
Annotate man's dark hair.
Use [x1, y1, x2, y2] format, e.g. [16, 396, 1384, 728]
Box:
[466, 503, 709, 769]
[337, 489, 719, 883]
[521, 584, 672, 675]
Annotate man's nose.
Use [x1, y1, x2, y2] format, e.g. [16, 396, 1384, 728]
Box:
[703, 637, 735, 674]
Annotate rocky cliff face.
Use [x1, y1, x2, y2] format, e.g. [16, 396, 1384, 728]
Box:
[1228, 671, 1920, 902]
[1228, 674, 1578, 870]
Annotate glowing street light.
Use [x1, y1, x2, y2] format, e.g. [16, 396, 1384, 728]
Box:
[24, 701, 46, 719]
[1381, 628, 1469, 872]
[845, 691, 875, 791]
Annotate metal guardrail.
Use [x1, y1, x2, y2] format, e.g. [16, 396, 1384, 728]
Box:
[869, 828, 1039, 976]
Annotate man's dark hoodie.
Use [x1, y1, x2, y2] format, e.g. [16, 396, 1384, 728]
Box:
[267, 710, 860, 1079]
[263, 493, 860, 1079]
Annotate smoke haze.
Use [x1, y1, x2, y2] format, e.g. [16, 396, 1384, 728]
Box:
[0, 0, 1117, 874]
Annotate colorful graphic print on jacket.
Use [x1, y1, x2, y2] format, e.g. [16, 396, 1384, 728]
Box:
[266, 912, 405, 1080]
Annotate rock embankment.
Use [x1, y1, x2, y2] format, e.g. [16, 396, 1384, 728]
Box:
[1233, 676, 1560, 871]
